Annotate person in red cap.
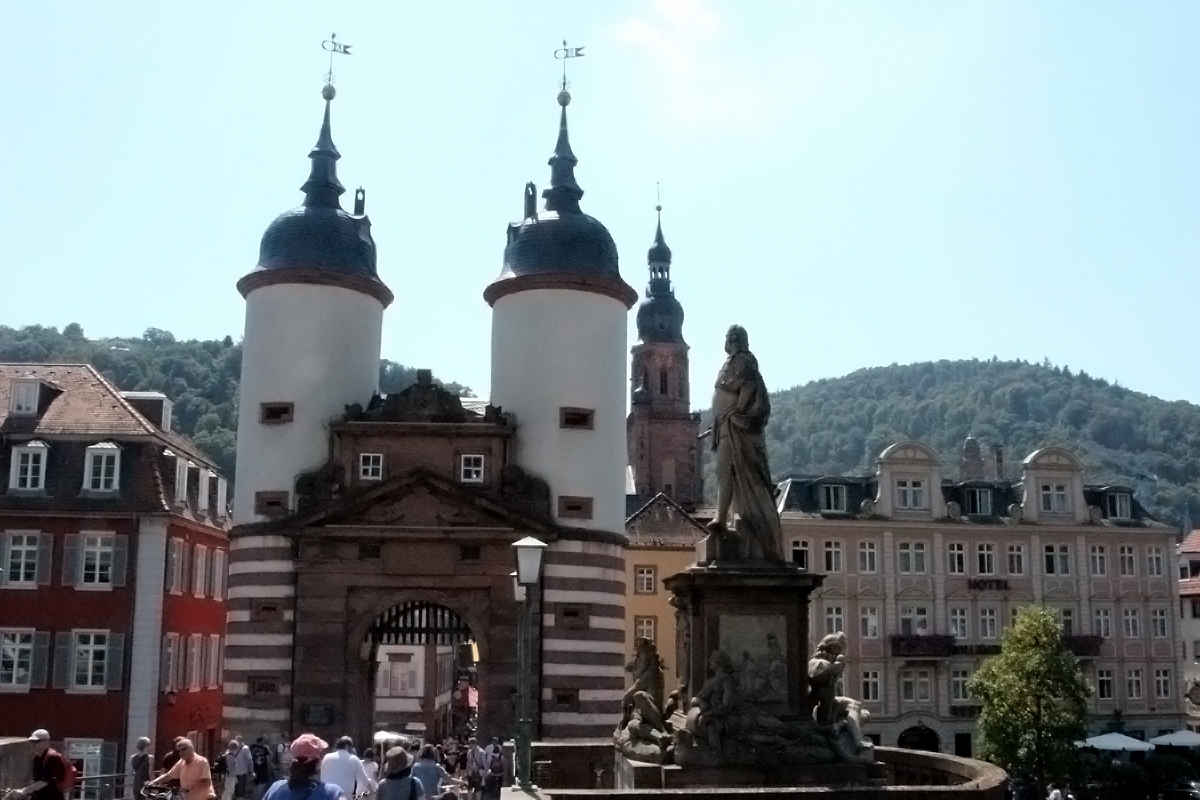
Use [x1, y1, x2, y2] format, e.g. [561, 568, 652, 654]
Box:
[262, 735, 343, 800]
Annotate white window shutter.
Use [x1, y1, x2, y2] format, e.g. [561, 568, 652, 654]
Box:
[30, 632, 50, 688]
[180, 542, 191, 593]
[111, 535, 129, 588]
[35, 533, 53, 586]
[165, 540, 177, 592]
[0, 533, 9, 588]
[61, 534, 80, 587]
[160, 635, 172, 691]
[53, 632, 74, 689]
[105, 632, 125, 689]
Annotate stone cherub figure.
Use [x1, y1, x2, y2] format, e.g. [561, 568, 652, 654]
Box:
[615, 637, 670, 764]
[807, 632, 847, 727]
[706, 324, 784, 561]
[622, 636, 665, 715]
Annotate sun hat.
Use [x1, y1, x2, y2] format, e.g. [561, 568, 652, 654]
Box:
[290, 734, 329, 761]
[28, 729, 50, 742]
[385, 746, 414, 774]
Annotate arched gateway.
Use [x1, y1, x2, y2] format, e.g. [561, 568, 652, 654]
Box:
[898, 724, 941, 753]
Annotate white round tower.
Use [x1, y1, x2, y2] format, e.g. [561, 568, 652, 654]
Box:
[233, 86, 393, 524]
[485, 90, 636, 535]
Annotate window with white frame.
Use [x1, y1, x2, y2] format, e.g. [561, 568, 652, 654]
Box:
[166, 539, 184, 594]
[9, 442, 48, 491]
[1097, 669, 1114, 700]
[1126, 668, 1143, 700]
[460, 455, 485, 484]
[1155, 668, 1172, 699]
[900, 668, 931, 702]
[0, 630, 34, 687]
[1040, 483, 1069, 513]
[1044, 544, 1070, 575]
[862, 670, 880, 702]
[1147, 547, 1164, 577]
[66, 740, 103, 800]
[1059, 608, 1075, 635]
[83, 444, 120, 492]
[858, 541, 877, 574]
[5, 532, 41, 586]
[977, 543, 995, 575]
[1094, 608, 1112, 638]
[186, 634, 201, 690]
[820, 484, 847, 512]
[1007, 544, 1025, 575]
[206, 636, 221, 688]
[1118, 546, 1136, 576]
[824, 541, 842, 573]
[899, 606, 929, 636]
[359, 453, 384, 481]
[10, 381, 40, 415]
[860, 606, 879, 639]
[1090, 546, 1108, 576]
[1123, 608, 1141, 638]
[951, 669, 971, 701]
[160, 633, 179, 691]
[895, 478, 926, 509]
[216, 478, 228, 518]
[80, 534, 114, 587]
[634, 566, 657, 594]
[898, 542, 927, 574]
[1152, 608, 1169, 638]
[979, 608, 998, 639]
[198, 469, 212, 514]
[949, 607, 969, 639]
[947, 542, 965, 574]
[790, 539, 809, 570]
[1107, 493, 1132, 520]
[825, 605, 843, 636]
[192, 546, 208, 597]
[634, 615, 656, 643]
[174, 457, 189, 504]
[73, 632, 108, 689]
[964, 487, 991, 516]
[210, 550, 226, 599]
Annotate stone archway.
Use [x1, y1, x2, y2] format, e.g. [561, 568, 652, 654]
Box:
[898, 724, 941, 752]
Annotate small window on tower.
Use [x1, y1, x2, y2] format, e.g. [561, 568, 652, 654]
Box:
[249, 676, 280, 697]
[558, 496, 594, 519]
[556, 605, 589, 630]
[553, 688, 580, 712]
[559, 407, 595, 430]
[659, 370, 669, 396]
[254, 491, 289, 518]
[259, 402, 295, 424]
[252, 602, 283, 622]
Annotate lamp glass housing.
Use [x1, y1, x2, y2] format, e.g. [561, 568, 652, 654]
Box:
[512, 536, 547, 586]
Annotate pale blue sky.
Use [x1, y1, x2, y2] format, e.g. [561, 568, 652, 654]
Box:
[4, 2, 1198, 403]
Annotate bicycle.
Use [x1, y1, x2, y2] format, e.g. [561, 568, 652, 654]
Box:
[142, 782, 184, 800]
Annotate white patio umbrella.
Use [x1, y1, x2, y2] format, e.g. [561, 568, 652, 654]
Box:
[1079, 732, 1155, 752]
[1149, 730, 1200, 747]
[373, 730, 404, 742]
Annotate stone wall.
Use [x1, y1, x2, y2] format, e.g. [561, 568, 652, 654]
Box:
[0, 738, 34, 794]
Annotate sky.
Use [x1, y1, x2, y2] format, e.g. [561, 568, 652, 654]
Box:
[3, 1, 1198, 404]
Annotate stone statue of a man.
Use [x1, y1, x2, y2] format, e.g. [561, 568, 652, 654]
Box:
[707, 325, 783, 561]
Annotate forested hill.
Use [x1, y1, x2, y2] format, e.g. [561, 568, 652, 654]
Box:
[0, 324, 469, 479]
[764, 358, 1200, 527]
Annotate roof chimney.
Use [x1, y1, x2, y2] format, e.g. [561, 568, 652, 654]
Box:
[994, 445, 1004, 481]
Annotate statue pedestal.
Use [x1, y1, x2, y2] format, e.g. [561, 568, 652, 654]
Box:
[665, 561, 825, 721]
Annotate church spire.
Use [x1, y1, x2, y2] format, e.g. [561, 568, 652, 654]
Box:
[542, 91, 584, 214]
[300, 84, 346, 209]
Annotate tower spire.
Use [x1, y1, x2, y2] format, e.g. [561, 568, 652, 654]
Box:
[647, 197, 673, 287]
[542, 92, 583, 213]
[301, 84, 346, 208]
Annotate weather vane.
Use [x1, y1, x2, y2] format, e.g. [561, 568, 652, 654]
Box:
[322, 33, 353, 86]
[554, 39, 585, 92]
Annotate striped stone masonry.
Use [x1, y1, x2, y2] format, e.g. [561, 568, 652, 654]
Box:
[539, 536, 626, 739]
[223, 533, 296, 737]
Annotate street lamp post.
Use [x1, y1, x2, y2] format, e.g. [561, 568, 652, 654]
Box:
[512, 536, 546, 792]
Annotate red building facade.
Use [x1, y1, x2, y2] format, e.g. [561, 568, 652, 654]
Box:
[0, 364, 230, 783]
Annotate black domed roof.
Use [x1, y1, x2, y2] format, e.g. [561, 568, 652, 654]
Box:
[255, 94, 380, 280]
[636, 291, 685, 343]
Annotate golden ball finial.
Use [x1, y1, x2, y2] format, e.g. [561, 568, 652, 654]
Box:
[322, 83, 336, 101]
[557, 89, 571, 107]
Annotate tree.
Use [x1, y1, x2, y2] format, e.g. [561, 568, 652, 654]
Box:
[969, 606, 1091, 792]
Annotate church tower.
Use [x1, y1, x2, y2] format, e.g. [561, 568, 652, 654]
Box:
[627, 208, 701, 510]
[485, 88, 636, 738]
[226, 84, 391, 736]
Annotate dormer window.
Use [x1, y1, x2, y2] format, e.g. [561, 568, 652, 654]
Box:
[359, 453, 384, 481]
[895, 478, 925, 510]
[1040, 483, 1069, 513]
[9, 440, 48, 491]
[173, 457, 189, 504]
[84, 443, 120, 493]
[820, 484, 847, 512]
[460, 455, 485, 484]
[9, 381, 40, 416]
[964, 487, 991, 516]
[1106, 492, 1131, 520]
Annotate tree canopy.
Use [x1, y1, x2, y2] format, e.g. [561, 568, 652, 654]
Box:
[0, 324, 469, 480]
[757, 358, 1200, 526]
[969, 606, 1091, 790]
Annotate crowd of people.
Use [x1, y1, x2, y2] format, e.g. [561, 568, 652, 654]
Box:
[1, 728, 509, 800]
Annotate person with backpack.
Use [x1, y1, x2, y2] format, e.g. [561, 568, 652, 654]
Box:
[481, 748, 504, 800]
[7, 729, 73, 800]
[146, 739, 214, 800]
[249, 738, 272, 800]
[375, 747, 422, 800]
[262, 735, 342, 800]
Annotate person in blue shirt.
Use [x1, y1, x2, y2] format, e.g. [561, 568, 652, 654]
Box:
[410, 747, 462, 799]
[263, 735, 343, 800]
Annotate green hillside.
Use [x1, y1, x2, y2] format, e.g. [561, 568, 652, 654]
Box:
[0, 324, 469, 480]
[759, 358, 1199, 527]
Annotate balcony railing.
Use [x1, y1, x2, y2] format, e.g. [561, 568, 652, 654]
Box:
[1064, 635, 1104, 657]
[891, 634, 956, 658]
[949, 704, 982, 718]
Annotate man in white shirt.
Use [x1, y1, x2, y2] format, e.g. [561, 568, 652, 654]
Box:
[319, 737, 374, 798]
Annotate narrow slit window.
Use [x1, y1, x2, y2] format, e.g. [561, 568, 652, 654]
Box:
[559, 408, 595, 430]
[259, 402, 295, 424]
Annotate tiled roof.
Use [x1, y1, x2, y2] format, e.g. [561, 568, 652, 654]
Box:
[1180, 577, 1200, 597]
[626, 492, 707, 546]
[1180, 530, 1200, 554]
[0, 363, 218, 470]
